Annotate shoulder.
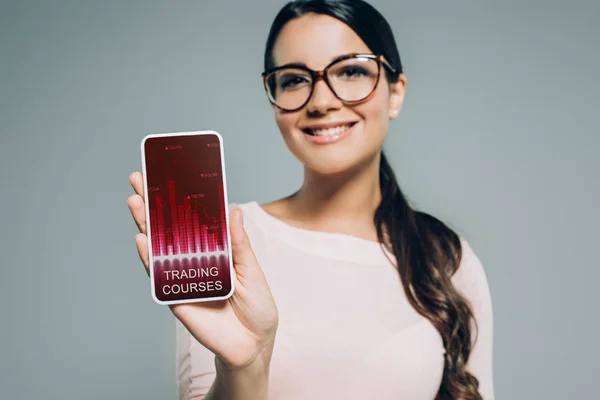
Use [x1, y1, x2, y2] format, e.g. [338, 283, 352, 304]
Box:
[415, 211, 490, 294]
[452, 237, 489, 288]
[451, 237, 493, 318]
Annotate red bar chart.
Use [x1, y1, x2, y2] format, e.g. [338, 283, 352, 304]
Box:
[148, 180, 228, 257]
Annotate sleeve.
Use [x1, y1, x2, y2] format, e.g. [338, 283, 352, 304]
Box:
[451, 238, 495, 400]
[176, 319, 217, 399]
[175, 202, 239, 399]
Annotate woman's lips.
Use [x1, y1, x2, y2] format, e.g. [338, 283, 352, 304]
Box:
[302, 122, 358, 145]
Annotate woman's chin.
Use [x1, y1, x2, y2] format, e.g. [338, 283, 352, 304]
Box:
[302, 149, 382, 176]
[304, 159, 360, 176]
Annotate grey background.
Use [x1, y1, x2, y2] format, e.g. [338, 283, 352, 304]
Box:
[1, 0, 598, 399]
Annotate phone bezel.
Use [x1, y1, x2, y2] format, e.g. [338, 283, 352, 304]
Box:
[140, 130, 236, 305]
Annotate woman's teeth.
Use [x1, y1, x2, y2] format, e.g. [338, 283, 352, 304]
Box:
[309, 124, 352, 136]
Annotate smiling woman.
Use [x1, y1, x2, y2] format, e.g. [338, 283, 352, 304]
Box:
[264, 12, 405, 177]
[128, 0, 494, 399]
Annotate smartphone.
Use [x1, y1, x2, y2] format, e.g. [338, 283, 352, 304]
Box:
[140, 130, 235, 305]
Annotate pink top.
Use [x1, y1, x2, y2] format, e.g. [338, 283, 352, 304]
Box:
[176, 201, 494, 399]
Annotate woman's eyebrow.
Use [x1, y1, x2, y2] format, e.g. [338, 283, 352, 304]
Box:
[276, 61, 308, 69]
[275, 52, 360, 69]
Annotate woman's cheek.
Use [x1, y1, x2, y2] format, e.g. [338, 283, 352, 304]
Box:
[275, 112, 297, 138]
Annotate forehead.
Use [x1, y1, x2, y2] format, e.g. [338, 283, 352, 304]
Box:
[272, 13, 372, 69]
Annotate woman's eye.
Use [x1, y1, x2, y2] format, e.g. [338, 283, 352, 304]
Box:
[340, 67, 367, 78]
[280, 76, 307, 89]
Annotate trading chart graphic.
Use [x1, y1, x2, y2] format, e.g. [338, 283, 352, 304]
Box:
[142, 132, 233, 303]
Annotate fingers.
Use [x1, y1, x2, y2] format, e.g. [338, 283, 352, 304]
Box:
[128, 171, 147, 234]
[229, 209, 260, 277]
[129, 171, 144, 199]
[135, 233, 150, 277]
[230, 208, 249, 246]
[130, 171, 149, 278]
[127, 193, 147, 234]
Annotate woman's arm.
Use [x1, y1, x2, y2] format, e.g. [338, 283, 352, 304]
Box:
[177, 319, 274, 400]
[203, 348, 273, 400]
[453, 238, 495, 400]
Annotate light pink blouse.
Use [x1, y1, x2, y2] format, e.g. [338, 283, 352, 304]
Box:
[176, 201, 494, 399]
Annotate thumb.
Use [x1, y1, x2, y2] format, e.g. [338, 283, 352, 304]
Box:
[229, 208, 260, 275]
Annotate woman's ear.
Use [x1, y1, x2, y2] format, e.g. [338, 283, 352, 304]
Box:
[388, 73, 407, 120]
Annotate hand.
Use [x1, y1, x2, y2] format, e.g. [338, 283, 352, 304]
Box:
[127, 171, 279, 369]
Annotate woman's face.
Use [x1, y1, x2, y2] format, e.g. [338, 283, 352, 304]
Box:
[270, 13, 406, 175]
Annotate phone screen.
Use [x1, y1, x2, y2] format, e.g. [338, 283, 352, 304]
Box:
[141, 131, 234, 304]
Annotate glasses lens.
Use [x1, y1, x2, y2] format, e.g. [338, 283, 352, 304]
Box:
[327, 56, 379, 102]
[265, 68, 312, 110]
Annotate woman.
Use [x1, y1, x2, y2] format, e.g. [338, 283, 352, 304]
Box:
[127, 1, 493, 399]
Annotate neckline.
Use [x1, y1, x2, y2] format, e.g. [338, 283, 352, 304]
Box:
[240, 200, 396, 265]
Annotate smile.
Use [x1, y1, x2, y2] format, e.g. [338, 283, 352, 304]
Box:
[305, 123, 355, 136]
[301, 121, 358, 145]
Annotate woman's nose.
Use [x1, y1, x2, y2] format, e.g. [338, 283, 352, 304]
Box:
[305, 79, 343, 114]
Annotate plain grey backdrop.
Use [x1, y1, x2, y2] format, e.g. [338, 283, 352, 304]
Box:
[1, 0, 598, 398]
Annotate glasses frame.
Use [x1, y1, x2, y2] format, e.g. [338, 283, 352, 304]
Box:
[261, 53, 397, 112]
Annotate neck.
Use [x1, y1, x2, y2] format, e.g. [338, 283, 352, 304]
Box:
[288, 153, 382, 226]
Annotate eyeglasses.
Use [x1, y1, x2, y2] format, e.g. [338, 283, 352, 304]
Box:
[261, 53, 397, 112]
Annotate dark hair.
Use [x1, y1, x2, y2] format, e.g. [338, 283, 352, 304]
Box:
[264, 1, 482, 399]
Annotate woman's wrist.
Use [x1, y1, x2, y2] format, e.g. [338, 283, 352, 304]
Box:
[213, 343, 274, 400]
